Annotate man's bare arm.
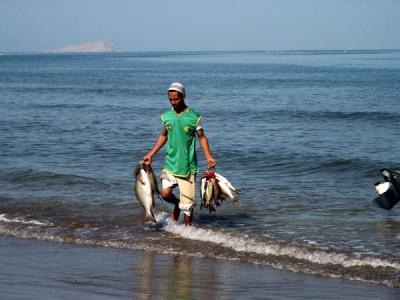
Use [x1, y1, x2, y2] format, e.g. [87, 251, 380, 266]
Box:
[197, 128, 217, 168]
[143, 128, 167, 164]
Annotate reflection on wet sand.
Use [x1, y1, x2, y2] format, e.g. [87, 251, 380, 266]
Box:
[137, 251, 155, 300]
[166, 256, 194, 300]
[136, 252, 220, 300]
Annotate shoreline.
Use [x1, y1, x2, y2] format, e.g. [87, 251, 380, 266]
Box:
[1, 236, 399, 300]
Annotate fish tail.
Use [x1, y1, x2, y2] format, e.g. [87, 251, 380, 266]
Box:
[144, 210, 157, 223]
[227, 194, 239, 204]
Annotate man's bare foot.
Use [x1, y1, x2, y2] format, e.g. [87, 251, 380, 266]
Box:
[169, 205, 180, 223]
[184, 209, 193, 226]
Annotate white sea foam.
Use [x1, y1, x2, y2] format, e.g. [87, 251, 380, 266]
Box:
[164, 222, 400, 270]
[0, 214, 52, 226]
[0, 225, 205, 260]
[155, 211, 169, 223]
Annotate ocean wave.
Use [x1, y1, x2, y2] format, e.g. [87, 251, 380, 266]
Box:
[0, 197, 140, 229]
[300, 158, 382, 175]
[287, 110, 400, 123]
[4, 85, 151, 97]
[28, 103, 91, 110]
[216, 148, 384, 177]
[1, 168, 112, 188]
[0, 216, 399, 288]
[163, 223, 400, 270]
[0, 213, 53, 226]
[208, 109, 400, 123]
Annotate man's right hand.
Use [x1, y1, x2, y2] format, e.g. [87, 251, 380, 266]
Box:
[143, 154, 152, 165]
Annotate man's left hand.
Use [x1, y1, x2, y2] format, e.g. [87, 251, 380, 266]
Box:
[207, 158, 217, 169]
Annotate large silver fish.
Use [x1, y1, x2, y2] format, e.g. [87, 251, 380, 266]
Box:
[134, 163, 159, 223]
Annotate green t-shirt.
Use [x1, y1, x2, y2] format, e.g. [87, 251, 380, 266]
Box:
[161, 107, 202, 177]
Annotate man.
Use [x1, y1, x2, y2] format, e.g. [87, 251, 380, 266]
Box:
[143, 82, 216, 225]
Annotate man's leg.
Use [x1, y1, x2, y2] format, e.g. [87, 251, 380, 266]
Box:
[161, 187, 180, 221]
[183, 209, 193, 225]
[177, 175, 196, 226]
[161, 172, 181, 222]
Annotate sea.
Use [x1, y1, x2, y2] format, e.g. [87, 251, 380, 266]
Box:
[1, 50, 400, 291]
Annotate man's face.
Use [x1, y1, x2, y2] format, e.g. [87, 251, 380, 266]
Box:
[168, 91, 184, 110]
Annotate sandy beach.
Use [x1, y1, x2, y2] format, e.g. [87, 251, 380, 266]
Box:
[1, 236, 399, 300]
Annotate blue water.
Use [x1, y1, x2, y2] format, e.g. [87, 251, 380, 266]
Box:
[1, 50, 400, 287]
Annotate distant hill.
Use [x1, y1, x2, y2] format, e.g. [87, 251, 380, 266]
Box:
[50, 41, 115, 53]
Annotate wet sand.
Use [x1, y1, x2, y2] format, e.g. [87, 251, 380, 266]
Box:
[1, 236, 399, 300]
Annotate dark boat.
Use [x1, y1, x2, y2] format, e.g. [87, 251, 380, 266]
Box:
[374, 169, 400, 210]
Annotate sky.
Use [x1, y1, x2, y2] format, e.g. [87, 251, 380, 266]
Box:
[0, 0, 399, 52]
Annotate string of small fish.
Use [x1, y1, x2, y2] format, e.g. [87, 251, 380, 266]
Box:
[134, 162, 239, 223]
[199, 170, 239, 213]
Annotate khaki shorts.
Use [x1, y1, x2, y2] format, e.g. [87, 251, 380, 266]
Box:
[161, 171, 196, 215]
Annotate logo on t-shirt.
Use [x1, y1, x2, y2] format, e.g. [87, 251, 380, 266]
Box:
[166, 123, 173, 131]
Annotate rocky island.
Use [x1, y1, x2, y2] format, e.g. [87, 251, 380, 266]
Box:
[51, 41, 115, 53]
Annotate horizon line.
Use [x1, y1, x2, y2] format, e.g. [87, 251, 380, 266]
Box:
[1, 48, 400, 55]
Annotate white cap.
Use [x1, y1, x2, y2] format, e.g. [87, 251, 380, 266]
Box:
[168, 82, 186, 96]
